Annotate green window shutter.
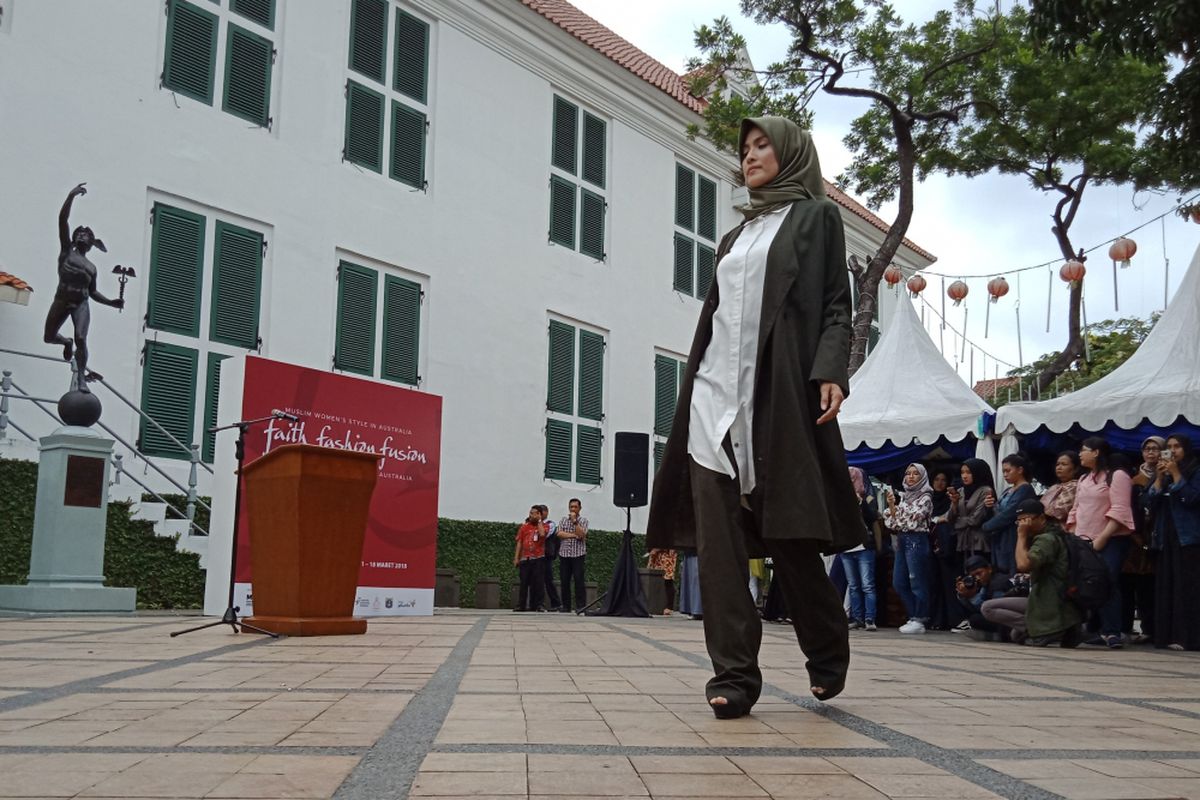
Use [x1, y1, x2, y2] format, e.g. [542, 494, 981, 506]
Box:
[576, 425, 602, 485]
[544, 419, 572, 481]
[546, 320, 575, 414]
[654, 440, 665, 473]
[653, 354, 678, 437]
[230, 0, 274, 30]
[147, 204, 205, 337]
[393, 10, 429, 103]
[672, 232, 694, 295]
[579, 189, 605, 260]
[209, 221, 262, 349]
[349, 0, 387, 82]
[201, 352, 229, 464]
[344, 81, 385, 172]
[223, 23, 273, 126]
[334, 261, 378, 376]
[551, 96, 578, 175]
[390, 102, 426, 189]
[548, 176, 576, 249]
[163, 0, 218, 105]
[381, 275, 420, 385]
[581, 112, 606, 188]
[140, 341, 199, 460]
[697, 176, 717, 241]
[577, 330, 604, 421]
[696, 243, 716, 298]
[674, 164, 695, 231]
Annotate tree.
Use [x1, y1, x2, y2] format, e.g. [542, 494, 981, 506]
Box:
[1028, 0, 1200, 191]
[995, 313, 1160, 406]
[936, 6, 1195, 397]
[685, 1, 1003, 372]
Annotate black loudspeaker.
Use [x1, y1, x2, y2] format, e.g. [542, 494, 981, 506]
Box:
[612, 432, 649, 508]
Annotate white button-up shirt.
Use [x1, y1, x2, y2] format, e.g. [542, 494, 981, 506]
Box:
[687, 205, 789, 494]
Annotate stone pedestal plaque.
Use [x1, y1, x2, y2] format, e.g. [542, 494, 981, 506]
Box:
[0, 428, 136, 612]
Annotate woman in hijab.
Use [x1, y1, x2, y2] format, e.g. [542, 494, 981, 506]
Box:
[1124, 437, 1164, 643]
[1146, 434, 1200, 650]
[882, 463, 935, 634]
[838, 467, 880, 631]
[927, 470, 960, 630]
[647, 117, 861, 719]
[949, 459, 996, 569]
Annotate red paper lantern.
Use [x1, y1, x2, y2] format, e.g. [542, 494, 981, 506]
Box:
[947, 280, 968, 306]
[1191, 208, 1200, 224]
[1108, 237, 1137, 268]
[1060, 260, 1086, 284]
[986, 276, 1009, 303]
[906, 274, 927, 297]
[884, 265, 904, 286]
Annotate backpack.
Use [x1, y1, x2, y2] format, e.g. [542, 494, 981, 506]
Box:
[1058, 531, 1112, 611]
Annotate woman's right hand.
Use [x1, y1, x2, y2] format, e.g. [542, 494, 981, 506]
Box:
[983, 492, 995, 508]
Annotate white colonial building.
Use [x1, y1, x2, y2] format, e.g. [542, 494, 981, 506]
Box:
[0, 0, 933, 542]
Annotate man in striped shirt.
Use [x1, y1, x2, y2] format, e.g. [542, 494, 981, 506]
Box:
[558, 499, 588, 613]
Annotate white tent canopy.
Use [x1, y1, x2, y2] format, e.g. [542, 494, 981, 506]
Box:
[997, 242, 1200, 437]
[839, 290, 996, 468]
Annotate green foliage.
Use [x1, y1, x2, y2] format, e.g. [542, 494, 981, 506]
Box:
[997, 313, 1160, 405]
[1028, 0, 1199, 187]
[436, 518, 646, 607]
[1, 458, 205, 608]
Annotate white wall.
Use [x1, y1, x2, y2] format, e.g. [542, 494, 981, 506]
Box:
[0, 0, 927, 535]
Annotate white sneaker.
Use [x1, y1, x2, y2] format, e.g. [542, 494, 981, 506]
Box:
[952, 620, 972, 632]
[899, 620, 927, 635]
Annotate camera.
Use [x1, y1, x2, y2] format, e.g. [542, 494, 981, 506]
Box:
[960, 574, 978, 590]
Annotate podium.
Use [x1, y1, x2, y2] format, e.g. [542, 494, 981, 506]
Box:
[240, 445, 378, 636]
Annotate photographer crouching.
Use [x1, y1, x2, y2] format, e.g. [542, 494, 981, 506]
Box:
[954, 555, 1013, 641]
[981, 499, 1083, 647]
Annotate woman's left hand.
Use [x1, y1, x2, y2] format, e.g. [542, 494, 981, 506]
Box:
[815, 382, 844, 425]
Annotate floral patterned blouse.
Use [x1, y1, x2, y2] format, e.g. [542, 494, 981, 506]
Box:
[883, 491, 933, 533]
[647, 548, 677, 579]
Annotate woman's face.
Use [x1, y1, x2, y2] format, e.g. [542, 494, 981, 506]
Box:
[960, 465, 974, 485]
[903, 466, 922, 487]
[1168, 438, 1186, 462]
[1079, 445, 1097, 469]
[1001, 462, 1018, 486]
[1055, 455, 1077, 482]
[1142, 441, 1162, 466]
[932, 473, 948, 491]
[741, 127, 780, 189]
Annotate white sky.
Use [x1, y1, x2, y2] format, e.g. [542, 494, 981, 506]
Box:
[569, 0, 1200, 385]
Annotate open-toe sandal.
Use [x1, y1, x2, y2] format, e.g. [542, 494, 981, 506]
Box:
[706, 690, 752, 719]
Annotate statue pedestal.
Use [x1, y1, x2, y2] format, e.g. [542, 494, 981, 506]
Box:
[0, 428, 136, 613]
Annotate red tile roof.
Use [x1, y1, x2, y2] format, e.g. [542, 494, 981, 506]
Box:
[973, 377, 1019, 400]
[520, 0, 936, 264]
[0, 272, 33, 292]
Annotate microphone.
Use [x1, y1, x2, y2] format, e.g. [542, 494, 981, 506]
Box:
[271, 409, 300, 422]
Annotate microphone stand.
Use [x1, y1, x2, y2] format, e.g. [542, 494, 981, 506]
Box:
[170, 413, 282, 638]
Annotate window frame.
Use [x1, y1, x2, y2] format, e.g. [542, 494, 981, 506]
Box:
[331, 251, 427, 388]
[672, 162, 719, 298]
[547, 93, 609, 262]
[545, 315, 608, 486]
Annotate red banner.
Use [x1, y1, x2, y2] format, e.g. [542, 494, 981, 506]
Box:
[232, 356, 441, 615]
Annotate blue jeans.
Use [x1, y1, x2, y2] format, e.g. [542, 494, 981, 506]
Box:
[840, 549, 877, 623]
[1097, 536, 1132, 636]
[893, 532, 931, 621]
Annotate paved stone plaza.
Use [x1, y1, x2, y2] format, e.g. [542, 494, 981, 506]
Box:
[0, 611, 1197, 799]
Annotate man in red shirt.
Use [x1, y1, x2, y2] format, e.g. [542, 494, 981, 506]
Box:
[513, 506, 546, 612]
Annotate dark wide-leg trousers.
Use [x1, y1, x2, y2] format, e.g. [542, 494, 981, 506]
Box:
[689, 457, 850, 707]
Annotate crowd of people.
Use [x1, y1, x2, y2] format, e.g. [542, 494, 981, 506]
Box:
[844, 433, 1200, 650]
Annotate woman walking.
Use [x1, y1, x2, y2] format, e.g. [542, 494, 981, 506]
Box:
[647, 117, 861, 719]
[882, 464, 935, 634]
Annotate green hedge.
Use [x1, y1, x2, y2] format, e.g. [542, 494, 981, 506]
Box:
[437, 518, 646, 607]
[1, 458, 205, 609]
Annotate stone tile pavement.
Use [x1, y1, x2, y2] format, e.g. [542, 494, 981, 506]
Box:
[0, 611, 1197, 799]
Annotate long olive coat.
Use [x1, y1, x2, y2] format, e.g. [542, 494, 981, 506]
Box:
[646, 198, 863, 555]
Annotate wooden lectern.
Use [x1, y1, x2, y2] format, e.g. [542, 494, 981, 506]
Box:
[241, 444, 378, 636]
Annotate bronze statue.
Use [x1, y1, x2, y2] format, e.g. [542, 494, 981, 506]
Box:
[44, 184, 124, 391]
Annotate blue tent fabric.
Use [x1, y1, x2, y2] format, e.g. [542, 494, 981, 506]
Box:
[845, 436, 978, 474]
[1019, 416, 1200, 456]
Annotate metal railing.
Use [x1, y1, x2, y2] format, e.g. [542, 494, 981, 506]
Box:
[0, 349, 210, 536]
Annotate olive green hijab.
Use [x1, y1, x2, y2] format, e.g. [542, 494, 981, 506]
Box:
[738, 117, 825, 220]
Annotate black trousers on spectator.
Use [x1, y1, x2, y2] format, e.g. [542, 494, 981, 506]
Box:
[1120, 572, 1156, 637]
[559, 555, 586, 611]
[517, 559, 544, 611]
[663, 579, 675, 611]
[689, 457, 849, 708]
[541, 555, 561, 609]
